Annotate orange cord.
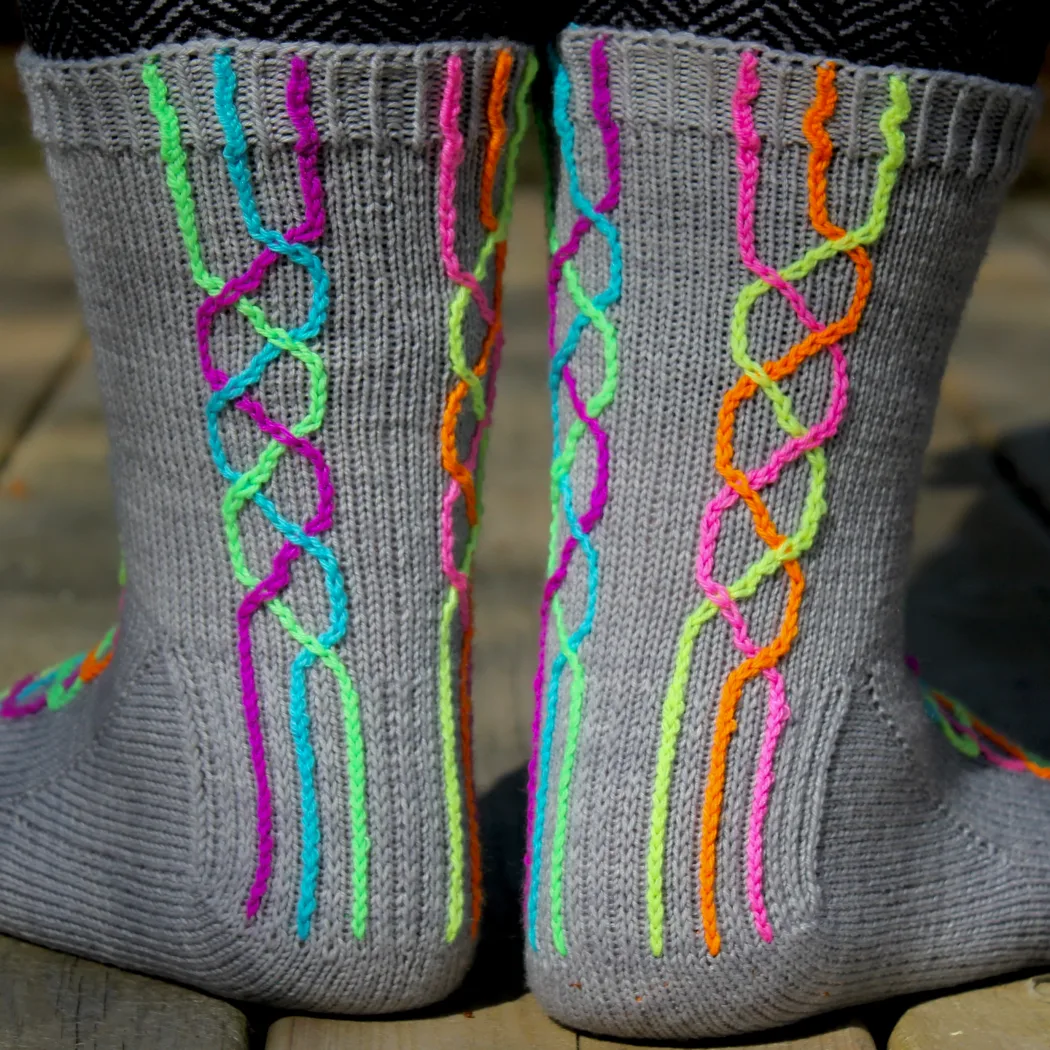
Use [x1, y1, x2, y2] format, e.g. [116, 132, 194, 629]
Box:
[698, 63, 881, 954]
[439, 49, 512, 528]
[443, 49, 513, 939]
[78, 636, 115, 683]
[932, 692, 1050, 782]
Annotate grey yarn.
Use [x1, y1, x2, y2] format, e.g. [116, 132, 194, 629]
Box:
[2, 39, 526, 1012]
[526, 28, 1050, 1040]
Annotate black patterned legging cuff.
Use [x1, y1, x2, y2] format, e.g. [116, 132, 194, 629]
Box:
[19, 0, 1050, 84]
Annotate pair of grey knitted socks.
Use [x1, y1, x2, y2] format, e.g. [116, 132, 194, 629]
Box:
[3, 23, 1048, 1039]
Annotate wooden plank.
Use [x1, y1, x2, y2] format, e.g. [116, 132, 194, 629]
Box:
[0, 316, 83, 467]
[0, 934, 247, 1050]
[472, 186, 550, 795]
[579, 1020, 875, 1050]
[0, 355, 120, 688]
[943, 212, 1050, 439]
[266, 994, 576, 1050]
[0, 169, 77, 309]
[887, 974, 1050, 1050]
[0, 105, 101, 686]
[0, 118, 82, 464]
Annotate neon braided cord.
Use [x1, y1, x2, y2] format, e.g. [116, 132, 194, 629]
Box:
[527, 36, 622, 955]
[211, 57, 337, 938]
[438, 56, 497, 424]
[79, 627, 117, 680]
[208, 55, 368, 938]
[439, 51, 512, 536]
[526, 46, 620, 875]
[697, 57, 829, 950]
[213, 52, 356, 939]
[699, 59, 908, 954]
[435, 50, 536, 942]
[54, 663, 87, 709]
[146, 59, 294, 916]
[1, 563, 123, 721]
[696, 55, 846, 953]
[527, 41, 609, 952]
[523, 100, 559, 897]
[46, 654, 84, 707]
[435, 53, 489, 946]
[1, 618, 120, 719]
[464, 51, 536, 939]
[0, 563, 125, 719]
[737, 60, 876, 946]
[523, 93, 603, 891]
[437, 49, 510, 947]
[924, 687, 1050, 780]
[528, 40, 618, 954]
[545, 39, 623, 959]
[209, 52, 340, 933]
[645, 64, 909, 957]
[730, 61, 877, 949]
[1, 674, 44, 718]
[438, 52, 511, 611]
[50, 624, 118, 709]
[0, 656, 80, 719]
[144, 57, 370, 937]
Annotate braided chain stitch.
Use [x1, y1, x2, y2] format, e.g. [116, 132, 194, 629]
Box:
[645, 53, 909, 958]
[1, 563, 126, 720]
[527, 35, 622, 956]
[0, 627, 118, 719]
[144, 53, 369, 939]
[921, 677, 1050, 780]
[436, 48, 536, 944]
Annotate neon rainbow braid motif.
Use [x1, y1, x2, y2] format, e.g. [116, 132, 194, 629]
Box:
[1, 563, 127, 719]
[527, 35, 622, 956]
[143, 52, 369, 939]
[645, 54, 909, 958]
[923, 684, 1050, 780]
[0, 626, 118, 719]
[435, 48, 537, 944]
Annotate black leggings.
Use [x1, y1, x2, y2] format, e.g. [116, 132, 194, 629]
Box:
[19, 0, 1050, 84]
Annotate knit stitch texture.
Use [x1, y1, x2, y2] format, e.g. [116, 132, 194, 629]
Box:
[526, 27, 1050, 1039]
[4, 37, 530, 1012]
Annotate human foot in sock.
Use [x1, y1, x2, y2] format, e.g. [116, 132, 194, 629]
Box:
[525, 28, 1049, 1039]
[1, 39, 534, 1011]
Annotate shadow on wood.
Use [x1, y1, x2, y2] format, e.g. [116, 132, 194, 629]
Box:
[0, 934, 247, 1050]
[888, 972, 1050, 1049]
[906, 430, 1050, 756]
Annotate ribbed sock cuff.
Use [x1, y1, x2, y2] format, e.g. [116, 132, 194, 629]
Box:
[559, 28, 1040, 183]
[18, 39, 530, 152]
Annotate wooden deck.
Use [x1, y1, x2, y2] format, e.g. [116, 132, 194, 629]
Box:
[2, 47, 1050, 1050]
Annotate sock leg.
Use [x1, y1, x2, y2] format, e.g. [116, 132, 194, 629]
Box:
[2, 37, 535, 1011]
[526, 27, 1049, 1039]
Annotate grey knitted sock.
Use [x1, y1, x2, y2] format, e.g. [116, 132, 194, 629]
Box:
[2, 38, 533, 1011]
[525, 27, 1049, 1039]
